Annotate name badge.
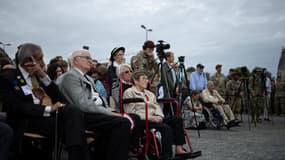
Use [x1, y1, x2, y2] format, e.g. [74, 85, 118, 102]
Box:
[21, 85, 33, 95]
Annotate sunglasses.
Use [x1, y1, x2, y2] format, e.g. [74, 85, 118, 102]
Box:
[124, 70, 132, 74]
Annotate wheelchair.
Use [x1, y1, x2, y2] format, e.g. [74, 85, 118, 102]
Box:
[202, 105, 224, 129]
[120, 89, 202, 160]
[121, 98, 162, 160]
[119, 80, 201, 160]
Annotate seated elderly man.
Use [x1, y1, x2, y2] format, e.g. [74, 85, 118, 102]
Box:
[123, 70, 194, 160]
[56, 49, 132, 160]
[201, 81, 239, 128]
[0, 43, 89, 160]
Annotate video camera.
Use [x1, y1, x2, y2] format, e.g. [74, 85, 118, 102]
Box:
[156, 40, 170, 60]
[178, 56, 185, 63]
[240, 66, 250, 77]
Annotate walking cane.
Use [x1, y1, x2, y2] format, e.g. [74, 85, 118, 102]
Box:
[53, 108, 59, 160]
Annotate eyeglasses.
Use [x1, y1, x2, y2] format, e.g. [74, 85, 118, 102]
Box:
[140, 76, 148, 81]
[76, 56, 92, 60]
[124, 70, 132, 74]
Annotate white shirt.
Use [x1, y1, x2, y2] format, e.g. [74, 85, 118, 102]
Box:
[265, 77, 271, 93]
[168, 63, 176, 84]
[18, 65, 52, 117]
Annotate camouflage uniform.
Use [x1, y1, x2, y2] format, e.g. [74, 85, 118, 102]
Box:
[274, 80, 285, 115]
[131, 51, 159, 94]
[226, 79, 242, 119]
[210, 73, 227, 98]
[249, 73, 265, 122]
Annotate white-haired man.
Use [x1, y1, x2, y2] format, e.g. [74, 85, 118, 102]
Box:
[201, 81, 238, 128]
[57, 50, 131, 160]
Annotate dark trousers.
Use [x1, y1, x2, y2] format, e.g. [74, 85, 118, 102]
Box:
[0, 122, 13, 160]
[85, 113, 131, 160]
[27, 105, 89, 160]
[139, 115, 185, 157]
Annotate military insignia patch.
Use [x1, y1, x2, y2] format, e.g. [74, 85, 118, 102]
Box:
[14, 86, 20, 91]
[20, 79, 25, 84]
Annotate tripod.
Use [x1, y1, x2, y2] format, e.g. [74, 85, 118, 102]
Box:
[240, 77, 253, 130]
[176, 61, 201, 138]
[151, 57, 175, 116]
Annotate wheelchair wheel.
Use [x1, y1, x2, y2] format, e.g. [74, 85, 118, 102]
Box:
[211, 109, 224, 128]
[202, 107, 214, 128]
[146, 129, 162, 160]
[134, 130, 162, 160]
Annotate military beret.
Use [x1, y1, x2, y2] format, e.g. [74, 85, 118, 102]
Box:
[216, 64, 222, 69]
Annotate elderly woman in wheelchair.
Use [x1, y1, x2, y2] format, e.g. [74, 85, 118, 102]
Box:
[123, 70, 196, 160]
[181, 90, 206, 129]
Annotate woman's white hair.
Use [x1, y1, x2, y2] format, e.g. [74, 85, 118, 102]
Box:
[116, 63, 132, 77]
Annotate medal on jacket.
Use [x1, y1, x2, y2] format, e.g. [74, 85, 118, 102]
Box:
[14, 86, 20, 91]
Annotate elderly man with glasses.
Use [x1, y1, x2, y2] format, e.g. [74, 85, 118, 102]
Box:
[57, 50, 132, 160]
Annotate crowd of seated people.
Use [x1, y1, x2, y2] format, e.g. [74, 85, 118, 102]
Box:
[0, 40, 281, 160]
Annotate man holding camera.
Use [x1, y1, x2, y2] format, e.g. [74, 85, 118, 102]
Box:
[131, 40, 159, 94]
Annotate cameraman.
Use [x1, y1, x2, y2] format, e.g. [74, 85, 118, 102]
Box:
[161, 51, 177, 98]
[131, 40, 159, 94]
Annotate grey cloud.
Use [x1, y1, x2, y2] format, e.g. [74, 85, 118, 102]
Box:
[0, 0, 284, 76]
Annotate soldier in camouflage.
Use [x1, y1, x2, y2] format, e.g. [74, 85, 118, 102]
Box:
[131, 40, 159, 94]
[210, 64, 227, 98]
[274, 76, 285, 116]
[248, 67, 265, 123]
[226, 71, 242, 120]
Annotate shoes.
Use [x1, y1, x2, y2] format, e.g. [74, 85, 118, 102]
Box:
[234, 119, 242, 124]
[257, 119, 262, 123]
[264, 118, 271, 121]
[228, 120, 240, 126]
[225, 121, 238, 130]
[225, 123, 233, 130]
[175, 150, 202, 159]
[159, 155, 182, 160]
[233, 120, 242, 126]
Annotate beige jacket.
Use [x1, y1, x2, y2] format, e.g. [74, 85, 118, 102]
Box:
[201, 88, 225, 104]
[123, 86, 164, 120]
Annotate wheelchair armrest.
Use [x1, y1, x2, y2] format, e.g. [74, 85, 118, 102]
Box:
[24, 132, 46, 139]
[122, 98, 145, 104]
[157, 98, 177, 103]
[157, 98, 179, 115]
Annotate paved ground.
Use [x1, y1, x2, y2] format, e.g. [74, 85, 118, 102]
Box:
[186, 115, 285, 160]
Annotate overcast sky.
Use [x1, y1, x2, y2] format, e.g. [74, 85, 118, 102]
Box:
[1, 0, 284, 76]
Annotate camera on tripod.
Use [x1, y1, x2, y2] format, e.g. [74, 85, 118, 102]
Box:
[178, 56, 185, 63]
[240, 66, 249, 77]
[156, 40, 170, 60]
